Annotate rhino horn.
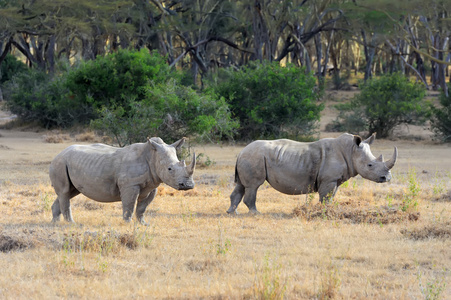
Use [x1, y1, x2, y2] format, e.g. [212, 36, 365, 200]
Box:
[377, 154, 384, 162]
[188, 152, 196, 175]
[385, 147, 398, 169]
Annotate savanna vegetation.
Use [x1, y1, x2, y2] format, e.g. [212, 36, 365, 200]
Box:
[0, 133, 450, 299]
[0, 0, 451, 298]
[1, 0, 451, 142]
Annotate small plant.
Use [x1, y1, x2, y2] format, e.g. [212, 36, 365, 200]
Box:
[385, 193, 394, 208]
[431, 172, 445, 195]
[40, 192, 52, 212]
[180, 198, 195, 223]
[401, 168, 421, 212]
[317, 261, 342, 300]
[195, 153, 216, 168]
[417, 268, 447, 300]
[61, 237, 75, 268]
[216, 220, 231, 256]
[253, 254, 287, 299]
[97, 253, 109, 273]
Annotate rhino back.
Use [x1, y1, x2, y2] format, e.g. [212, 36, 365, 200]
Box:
[238, 140, 321, 194]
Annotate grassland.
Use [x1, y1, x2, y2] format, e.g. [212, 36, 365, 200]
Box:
[1, 99, 450, 299]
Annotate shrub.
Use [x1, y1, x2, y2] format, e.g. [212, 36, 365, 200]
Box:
[3, 68, 89, 128]
[91, 80, 238, 146]
[4, 50, 179, 129]
[430, 83, 451, 142]
[208, 61, 323, 140]
[0, 54, 28, 84]
[64, 49, 175, 112]
[333, 73, 428, 138]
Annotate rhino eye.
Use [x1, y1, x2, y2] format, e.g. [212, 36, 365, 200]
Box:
[168, 167, 172, 171]
[368, 163, 373, 167]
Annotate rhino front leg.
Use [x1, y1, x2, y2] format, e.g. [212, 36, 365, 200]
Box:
[227, 183, 245, 214]
[120, 186, 140, 222]
[243, 187, 260, 214]
[318, 182, 338, 203]
[135, 189, 157, 225]
[51, 199, 61, 222]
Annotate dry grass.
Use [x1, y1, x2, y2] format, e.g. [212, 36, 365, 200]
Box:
[1, 157, 450, 299]
[42, 130, 72, 143]
[1, 101, 451, 298]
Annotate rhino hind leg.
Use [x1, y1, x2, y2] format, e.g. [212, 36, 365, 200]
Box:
[243, 187, 259, 214]
[52, 188, 80, 223]
[135, 188, 157, 225]
[227, 183, 245, 214]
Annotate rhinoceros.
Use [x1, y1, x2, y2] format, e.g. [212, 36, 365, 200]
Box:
[49, 137, 195, 224]
[227, 133, 397, 214]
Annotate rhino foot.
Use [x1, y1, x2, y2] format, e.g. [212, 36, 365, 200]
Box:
[137, 218, 150, 226]
[248, 209, 260, 215]
[226, 208, 238, 214]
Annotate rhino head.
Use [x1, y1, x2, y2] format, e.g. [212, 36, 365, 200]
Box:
[352, 133, 397, 183]
[149, 137, 196, 190]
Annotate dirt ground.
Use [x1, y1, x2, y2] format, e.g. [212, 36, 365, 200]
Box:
[0, 91, 450, 299]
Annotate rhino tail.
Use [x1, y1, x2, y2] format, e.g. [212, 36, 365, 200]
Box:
[234, 162, 240, 184]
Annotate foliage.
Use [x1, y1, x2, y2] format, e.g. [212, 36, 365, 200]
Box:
[0, 54, 27, 84]
[430, 83, 451, 142]
[3, 68, 89, 128]
[333, 73, 428, 138]
[253, 254, 287, 300]
[208, 61, 323, 140]
[402, 168, 420, 212]
[64, 49, 174, 112]
[91, 80, 238, 146]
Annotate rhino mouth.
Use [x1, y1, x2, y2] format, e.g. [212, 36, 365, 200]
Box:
[377, 175, 391, 183]
[177, 182, 195, 190]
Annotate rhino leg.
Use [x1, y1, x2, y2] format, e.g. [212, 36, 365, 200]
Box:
[135, 188, 157, 225]
[120, 186, 140, 222]
[243, 187, 259, 214]
[318, 182, 338, 203]
[51, 186, 79, 223]
[227, 183, 245, 214]
[51, 199, 61, 222]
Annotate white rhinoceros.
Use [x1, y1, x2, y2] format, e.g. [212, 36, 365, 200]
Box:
[227, 133, 397, 214]
[49, 137, 195, 224]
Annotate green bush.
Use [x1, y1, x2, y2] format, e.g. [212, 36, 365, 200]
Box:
[0, 54, 28, 84]
[430, 83, 451, 142]
[4, 50, 179, 128]
[208, 61, 323, 140]
[91, 80, 239, 146]
[334, 73, 428, 138]
[64, 49, 175, 112]
[3, 68, 87, 128]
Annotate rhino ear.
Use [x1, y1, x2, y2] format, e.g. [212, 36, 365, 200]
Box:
[353, 135, 363, 147]
[363, 133, 376, 145]
[171, 137, 186, 149]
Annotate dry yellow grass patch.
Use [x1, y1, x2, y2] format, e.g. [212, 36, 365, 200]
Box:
[1, 136, 451, 299]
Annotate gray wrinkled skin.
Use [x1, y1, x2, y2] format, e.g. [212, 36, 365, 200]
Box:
[49, 137, 195, 224]
[227, 133, 397, 214]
